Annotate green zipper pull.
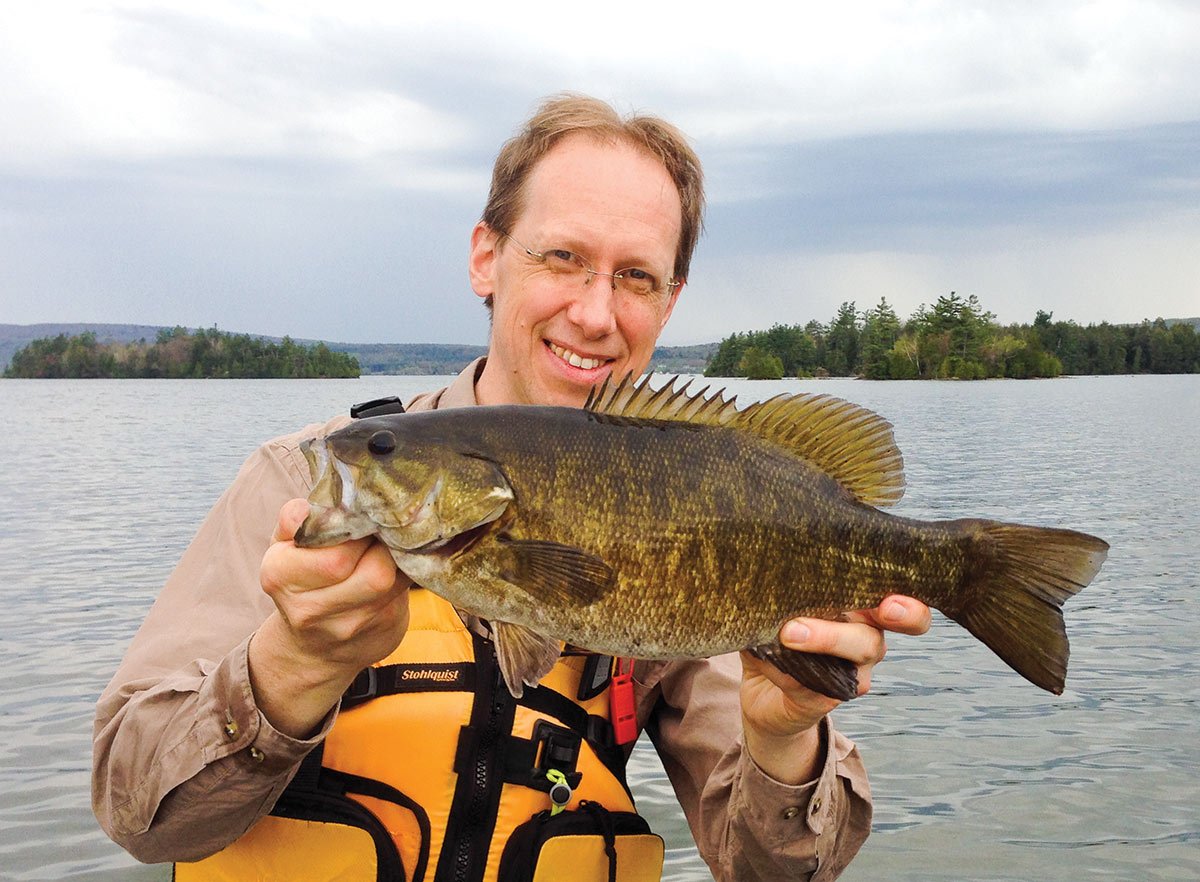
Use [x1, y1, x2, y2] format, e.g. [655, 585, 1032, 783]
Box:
[546, 768, 572, 816]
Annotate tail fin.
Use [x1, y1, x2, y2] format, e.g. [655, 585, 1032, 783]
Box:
[945, 522, 1108, 694]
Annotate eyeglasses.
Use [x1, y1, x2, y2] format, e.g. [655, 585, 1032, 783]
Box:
[500, 231, 680, 299]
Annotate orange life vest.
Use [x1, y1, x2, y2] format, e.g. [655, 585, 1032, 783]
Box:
[175, 588, 663, 882]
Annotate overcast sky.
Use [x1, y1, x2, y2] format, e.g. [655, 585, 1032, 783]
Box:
[1, 1, 1197, 346]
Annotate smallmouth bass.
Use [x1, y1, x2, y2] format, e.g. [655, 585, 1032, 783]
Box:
[296, 377, 1108, 700]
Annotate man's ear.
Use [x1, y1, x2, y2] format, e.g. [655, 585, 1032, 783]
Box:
[469, 222, 501, 301]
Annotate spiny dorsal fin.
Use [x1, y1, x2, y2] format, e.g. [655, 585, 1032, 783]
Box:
[586, 373, 740, 425]
[586, 374, 905, 507]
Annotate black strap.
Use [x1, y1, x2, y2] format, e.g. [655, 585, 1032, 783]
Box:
[271, 743, 415, 882]
[518, 684, 629, 794]
[519, 683, 615, 750]
[341, 662, 476, 709]
[350, 395, 406, 418]
[436, 634, 516, 882]
[342, 663, 617, 758]
[325, 769, 432, 882]
[583, 801, 619, 882]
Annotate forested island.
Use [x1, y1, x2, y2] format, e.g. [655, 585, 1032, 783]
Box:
[3, 327, 359, 379]
[706, 293, 1200, 379]
[5, 297, 1197, 380]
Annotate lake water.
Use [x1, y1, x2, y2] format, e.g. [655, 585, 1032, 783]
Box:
[0, 374, 1196, 881]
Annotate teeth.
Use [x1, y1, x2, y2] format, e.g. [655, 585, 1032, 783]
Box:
[550, 343, 604, 371]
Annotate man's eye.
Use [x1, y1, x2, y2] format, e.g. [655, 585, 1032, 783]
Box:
[623, 268, 652, 282]
[544, 249, 579, 267]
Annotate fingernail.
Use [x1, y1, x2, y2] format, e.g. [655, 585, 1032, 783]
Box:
[782, 621, 810, 645]
[882, 600, 906, 623]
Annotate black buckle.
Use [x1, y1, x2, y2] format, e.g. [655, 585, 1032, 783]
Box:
[341, 667, 379, 708]
[532, 720, 583, 789]
[350, 396, 406, 419]
[585, 715, 615, 749]
[577, 654, 613, 701]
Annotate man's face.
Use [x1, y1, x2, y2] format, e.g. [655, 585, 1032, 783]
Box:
[470, 134, 683, 407]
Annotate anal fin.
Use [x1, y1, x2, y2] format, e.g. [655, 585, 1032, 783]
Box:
[747, 642, 860, 702]
[493, 620, 563, 698]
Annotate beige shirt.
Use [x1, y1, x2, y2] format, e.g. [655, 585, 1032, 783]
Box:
[93, 359, 873, 880]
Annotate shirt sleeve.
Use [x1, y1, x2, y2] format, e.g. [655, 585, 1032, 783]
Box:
[91, 424, 340, 863]
[637, 654, 872, 881]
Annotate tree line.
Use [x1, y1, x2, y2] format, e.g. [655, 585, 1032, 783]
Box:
[4, 327, 360, 379]
[705, 293, 1199, 379]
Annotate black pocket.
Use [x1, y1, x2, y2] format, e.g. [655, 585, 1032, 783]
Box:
[497, 801, 664, 882]
[271, 780, 408, 882]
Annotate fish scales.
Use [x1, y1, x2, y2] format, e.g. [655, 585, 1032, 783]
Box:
[296, 375, 1109, 700]
[445, 407, 961, 654]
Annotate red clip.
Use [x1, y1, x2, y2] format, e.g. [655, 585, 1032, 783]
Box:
[611, 657, 638, 745]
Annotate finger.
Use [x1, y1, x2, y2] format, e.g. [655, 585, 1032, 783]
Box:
[262, 542, 402, 639]
[779, 617, 887, 667]
[881, 595, 932, 635]
[261, 533, 377, 596]
[845, 595, 932, 636]
[273, 498, 313, 543]
[351, 541, 405, 599]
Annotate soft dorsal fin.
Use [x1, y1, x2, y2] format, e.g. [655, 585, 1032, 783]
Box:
[586, 374, 905, 507]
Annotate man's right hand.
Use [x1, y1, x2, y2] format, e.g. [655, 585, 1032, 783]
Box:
[247, 498, 411, 738]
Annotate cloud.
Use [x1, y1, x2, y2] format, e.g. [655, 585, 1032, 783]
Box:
[673, 206, 1200, 344]
[1, 1, 1197, 344]
[5, 1, 1199, 170]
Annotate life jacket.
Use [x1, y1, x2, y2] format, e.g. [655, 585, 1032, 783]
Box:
[174, 588, 664, 882]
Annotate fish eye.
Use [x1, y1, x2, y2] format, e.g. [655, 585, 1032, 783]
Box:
[367, 430, 396, 456]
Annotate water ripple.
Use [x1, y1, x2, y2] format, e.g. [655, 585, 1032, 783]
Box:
[2, 374, 1197, 881]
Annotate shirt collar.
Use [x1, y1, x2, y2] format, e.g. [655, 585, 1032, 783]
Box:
[438, 356, 487, 409]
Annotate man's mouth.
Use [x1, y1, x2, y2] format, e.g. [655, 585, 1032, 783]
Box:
[547, 342, 610, 371]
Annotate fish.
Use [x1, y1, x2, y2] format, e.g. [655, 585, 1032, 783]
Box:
[294, 375, 1109, 701]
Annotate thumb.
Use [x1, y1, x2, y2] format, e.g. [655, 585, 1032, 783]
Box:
[273, 498, 312, 543]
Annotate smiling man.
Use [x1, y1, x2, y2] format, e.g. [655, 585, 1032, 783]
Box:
[471, 132, 686, 408]
[94, 94, 931, 882]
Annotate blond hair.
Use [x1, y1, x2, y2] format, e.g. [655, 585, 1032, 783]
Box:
[482, 93, 705, 287]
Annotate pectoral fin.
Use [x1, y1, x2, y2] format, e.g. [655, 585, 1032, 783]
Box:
[747, 642, 860, 702]
[497, 536, 616, 608]
[493, 621, 564, 698]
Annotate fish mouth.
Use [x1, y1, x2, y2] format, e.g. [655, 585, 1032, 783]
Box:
[299, 436, 328, 483]
[296, 436, 376, 547]
[294, 502, 379, 548]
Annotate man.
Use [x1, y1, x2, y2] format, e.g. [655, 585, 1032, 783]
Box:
[94, 94, 931, 881]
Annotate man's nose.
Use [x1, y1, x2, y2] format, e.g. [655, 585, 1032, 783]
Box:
[567, 276, 618, 338]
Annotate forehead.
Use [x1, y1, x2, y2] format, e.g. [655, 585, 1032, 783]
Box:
[517, 134, 682, 259]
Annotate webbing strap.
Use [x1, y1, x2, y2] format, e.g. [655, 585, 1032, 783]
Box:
[342, 661, 630, 795]
[518, 684, 615, 749]
[288, 743, 326, 792]
[342, 663, 616, 751]
[341, 662, 476, 709]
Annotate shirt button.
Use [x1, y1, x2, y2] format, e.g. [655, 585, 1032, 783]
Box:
[223, 711, 239, 739]
[810, 797, 823, 815]
[782, 806, 802, 820]
[249, 747, 265, 762]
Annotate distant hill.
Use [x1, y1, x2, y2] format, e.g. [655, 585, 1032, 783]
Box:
[0, 323, 171, 372]
[0, 323, 719, 375]
[649, 343, 719, 374]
